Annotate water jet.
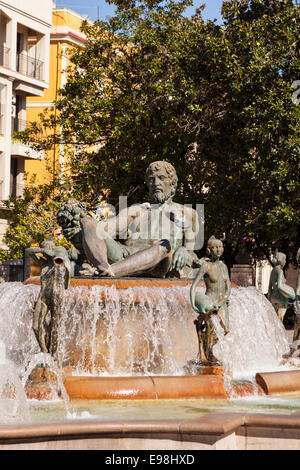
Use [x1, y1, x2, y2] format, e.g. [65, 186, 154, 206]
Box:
[0, 161, 299, 450]
[1, 276, 300, 450]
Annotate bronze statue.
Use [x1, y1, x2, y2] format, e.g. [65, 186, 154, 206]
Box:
[57, 161, 200, 279]
[268, 251, 295, 323]
[291, 248, 300, 356]
[26, 240, 71, 355]
[190, 236, 231, 365]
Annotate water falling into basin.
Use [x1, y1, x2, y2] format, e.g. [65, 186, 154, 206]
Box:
[212, 287, 290, 383]
[0, 339, 30, 423]
[0, 281, 291, 384]
[21, 351, 70, 413]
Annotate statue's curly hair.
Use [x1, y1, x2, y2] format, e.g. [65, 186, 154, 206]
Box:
[145, 161, 178, 197]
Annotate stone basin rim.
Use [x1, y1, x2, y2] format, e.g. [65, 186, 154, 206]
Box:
[24, 276, 238, 289]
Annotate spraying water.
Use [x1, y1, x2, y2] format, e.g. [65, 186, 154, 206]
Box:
[213, 287, 290, 384]
[0, 339, 30, 423]
[21, 351, 70, 413]
[0, 281, 291, 382]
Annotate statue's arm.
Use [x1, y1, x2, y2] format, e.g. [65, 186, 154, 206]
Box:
[68, 247, 79, 262]
[25, 247, 43, 265]
[42, 249, 56, 259]
[267, 271, 273, 299]
[296, 271, 300, 312]
[225, 265, 231, 304]
[98, 205, 137, 239]
[277, 268, 285, 288]
[190, 263, 206, 312]
[26, 247, 41, 254]
[277, 267, 296, 300]
[182, 208, 200, 253]
[172, 208, 199, 270]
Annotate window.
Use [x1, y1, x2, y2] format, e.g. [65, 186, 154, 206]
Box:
[10, 157, 18, 197]
[0, 82, 5, 134]
[13, 94, 21, 132]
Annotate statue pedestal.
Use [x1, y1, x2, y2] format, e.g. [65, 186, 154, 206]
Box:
[24, 365, 72, 400]
[183, 359, 224, 377]
[23, 277, 236, 378]
[230, 264, 255, 287]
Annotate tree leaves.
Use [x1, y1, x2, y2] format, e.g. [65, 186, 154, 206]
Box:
[15, 0, 300, 265]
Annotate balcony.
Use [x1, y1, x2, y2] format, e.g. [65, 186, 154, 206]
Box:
[16, 52, 44, 81]
[11, 118, 43, 160]
[0, 46, 10, 68]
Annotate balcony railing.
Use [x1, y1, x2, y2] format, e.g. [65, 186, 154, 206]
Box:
[16, 52, 44, 81]
[0, 46, 10, 68]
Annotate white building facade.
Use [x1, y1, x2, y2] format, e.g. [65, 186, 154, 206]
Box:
[0, 0, 52, 250]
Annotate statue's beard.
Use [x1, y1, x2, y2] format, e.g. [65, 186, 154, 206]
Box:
[151, 189, 171, 204]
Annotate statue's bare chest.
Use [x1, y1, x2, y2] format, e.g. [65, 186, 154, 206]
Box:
[206, 262, 227, 283]
[128, 205, 184, 242]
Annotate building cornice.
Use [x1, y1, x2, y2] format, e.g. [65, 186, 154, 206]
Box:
[26, 101, 55, 108]
[0, 1, 52, 28]
[52, 7, 91, 24]
[50, 31, 87, 47]
[50, 25, 87, 45]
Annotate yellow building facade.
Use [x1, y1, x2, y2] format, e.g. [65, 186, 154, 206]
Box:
[25, 7, 87, 185]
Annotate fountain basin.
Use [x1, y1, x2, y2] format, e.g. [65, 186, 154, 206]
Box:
[2, 410, 300, 450]
[24, 276, 238, 302]
[63, 375, 265, 400]
[21, 276, 295, 400]
[25, 276, 199, 298]
[256, 370, 300, 395]
[64, 375, 228, 399]
[1, 277, 300, 449]
[24, 276, 202, 374]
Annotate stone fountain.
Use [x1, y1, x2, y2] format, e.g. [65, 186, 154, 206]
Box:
[9, 161, 297, 400]
[0, 161, 300, 449]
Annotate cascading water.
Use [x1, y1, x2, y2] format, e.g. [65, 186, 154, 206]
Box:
[0, 339, 30, 423]
[0, 281, 291, 383]
[212, 287, 290, 395]
[21, 351, 70, 410]
[0, 282, 40, 371]
[43, 283, 199, 376]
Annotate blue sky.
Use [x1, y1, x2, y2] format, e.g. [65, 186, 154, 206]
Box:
[54, 0, 224, 23]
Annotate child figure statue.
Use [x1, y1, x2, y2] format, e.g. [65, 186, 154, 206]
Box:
[190, 236, 231, 365]
[268, 250, 295, 323]
[26, 240, 72, 356]
[290, 248, 300, 356]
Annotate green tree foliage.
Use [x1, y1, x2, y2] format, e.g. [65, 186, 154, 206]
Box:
[18, 0, 300, 265]
[180, 0, 300, 263]
[0, 177, 72, 261]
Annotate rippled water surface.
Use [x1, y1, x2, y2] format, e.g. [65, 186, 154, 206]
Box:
[26, 395, 300, 424]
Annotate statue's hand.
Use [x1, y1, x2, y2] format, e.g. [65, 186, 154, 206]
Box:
[172, 246, 192, 271]
[79, 263, 99, 277]
[68, 247, 79, 262]
[57, 199, 86, 241]
[191, 303, 202, 314]
[62, 226, 81, 241]
[212, 303, 220, 311]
